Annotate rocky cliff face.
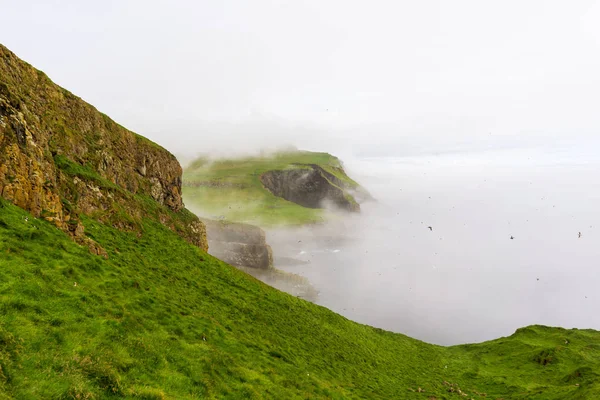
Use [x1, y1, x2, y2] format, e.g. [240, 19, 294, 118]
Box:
[260, 164, 360, 212]
[203, 219, 273, 269]
[0, 44, 207, 252]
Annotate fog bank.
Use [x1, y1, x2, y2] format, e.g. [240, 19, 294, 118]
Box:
[269, 144, 600, 345]
[2, 1, 600, 159]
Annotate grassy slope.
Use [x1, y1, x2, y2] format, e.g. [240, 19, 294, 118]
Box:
[1, 197, 599, 399]
[182, 151, 359, 227]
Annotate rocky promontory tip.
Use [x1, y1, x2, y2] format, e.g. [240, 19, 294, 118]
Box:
[183, 151, 369, 227]
[260, 164, 360, 212]
[202, 219, 273, 269]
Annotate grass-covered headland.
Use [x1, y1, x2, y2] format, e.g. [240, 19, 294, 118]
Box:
[183, 151, 362, 227]
[1, 197, 600, 399]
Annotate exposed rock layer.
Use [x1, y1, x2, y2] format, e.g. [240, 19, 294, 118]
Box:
[203, 219, 273, 269]
[260, 164, 360, 212]
[0, 44, 207, 252]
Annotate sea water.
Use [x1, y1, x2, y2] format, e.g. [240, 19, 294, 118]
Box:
[269, 144, 600, 345]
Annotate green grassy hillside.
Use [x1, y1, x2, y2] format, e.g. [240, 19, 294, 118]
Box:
[0, 43, 207, 253]
[2, 41, 600, 400]
[1, 197, 599, 399]
[182, 151, 361, 227]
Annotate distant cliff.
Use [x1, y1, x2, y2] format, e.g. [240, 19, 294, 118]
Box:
[0, 44, 207, 253]
[183, 151, 371, 227]
[203, 219, 273, 269]
[260, 164, 361, 212]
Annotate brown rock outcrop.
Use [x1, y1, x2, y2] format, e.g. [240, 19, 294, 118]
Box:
[260, 164, 360, 212]
[203, 219, 273, 269]
[0, 44, 207, 251]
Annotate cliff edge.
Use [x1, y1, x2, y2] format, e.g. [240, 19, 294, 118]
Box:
[183, 151, 370, 227]
[260, 163, 361, 212]
[0, 44, 207, 252]
[203, 219, 273, 269]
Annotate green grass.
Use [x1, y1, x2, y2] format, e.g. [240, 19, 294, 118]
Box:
[182, 186, 327, 226]
[52, 152, 205, 248]
[1, 197, 600, 399]
[182, 151, 357, 227]
[54, 154, 120, 192]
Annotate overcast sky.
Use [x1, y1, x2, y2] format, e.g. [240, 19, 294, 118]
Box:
[1, 1, 600, 157]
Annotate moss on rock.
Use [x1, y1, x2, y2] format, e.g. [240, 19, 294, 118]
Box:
[0, 44, 207, 251]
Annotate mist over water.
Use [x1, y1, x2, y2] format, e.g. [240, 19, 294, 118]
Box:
[268, 144, 600, 345]
[3, 0, 600, 351]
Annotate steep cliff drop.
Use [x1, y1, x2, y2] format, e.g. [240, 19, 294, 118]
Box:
[0, 44, 207, 253]
[202, 219, 273, 269]
[202, 218, 317, 299]
[260, 164, 361, 212]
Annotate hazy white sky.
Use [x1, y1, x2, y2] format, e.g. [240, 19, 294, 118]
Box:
[1, 1, 600, 156]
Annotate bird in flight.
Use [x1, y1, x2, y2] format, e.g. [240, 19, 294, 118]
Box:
[510, 236, 514, 240]
[578, 232, 582, 238]
[428, 226, 433, 231]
